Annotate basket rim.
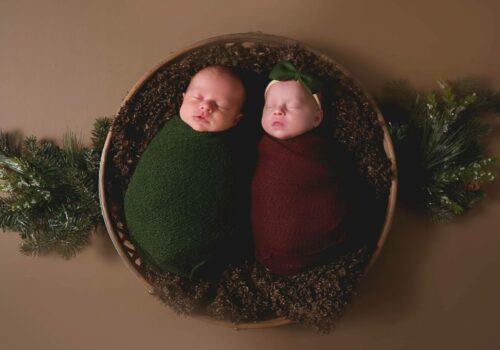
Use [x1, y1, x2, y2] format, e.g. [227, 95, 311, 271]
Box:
[98, 31, 398, 330]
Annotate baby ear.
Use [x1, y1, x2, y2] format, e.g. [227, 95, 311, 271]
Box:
[233, 113, 243, 125]
[314, 109, 324, 127]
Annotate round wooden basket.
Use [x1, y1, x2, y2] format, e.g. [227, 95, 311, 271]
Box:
[98, 32, 397, 330]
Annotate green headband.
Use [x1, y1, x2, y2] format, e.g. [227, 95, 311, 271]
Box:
[268, 60, 322, 95]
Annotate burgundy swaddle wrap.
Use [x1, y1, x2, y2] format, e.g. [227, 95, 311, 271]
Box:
[251, 132, 351, 275]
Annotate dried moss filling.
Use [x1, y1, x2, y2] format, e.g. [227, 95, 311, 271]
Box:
[105, 39, 393, 332]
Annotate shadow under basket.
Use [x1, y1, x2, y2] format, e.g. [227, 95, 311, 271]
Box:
[98, 32, 398, 330]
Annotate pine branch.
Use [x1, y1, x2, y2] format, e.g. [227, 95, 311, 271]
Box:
[377, 80, 498, 222]
[448, 77, 500, 117]
[0, 117, 112, 258]
[92, 117, 113, 151]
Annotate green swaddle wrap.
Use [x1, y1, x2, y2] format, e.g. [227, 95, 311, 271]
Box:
[124, 114, 243, 279]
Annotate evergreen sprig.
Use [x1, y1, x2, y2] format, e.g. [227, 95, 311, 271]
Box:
[0, 118, 112, 258]
[378, 80, 499, 222]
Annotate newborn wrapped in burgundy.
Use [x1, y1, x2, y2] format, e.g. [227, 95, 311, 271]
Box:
[251, 131, 352, 275]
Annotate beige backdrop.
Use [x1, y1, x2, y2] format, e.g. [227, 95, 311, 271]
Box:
[1, 1, 500, 349]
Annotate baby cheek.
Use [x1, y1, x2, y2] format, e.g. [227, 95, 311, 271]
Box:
[181, 100, 196, 115]
[262, 110, 273, 121]
[179, 102, 186, 117]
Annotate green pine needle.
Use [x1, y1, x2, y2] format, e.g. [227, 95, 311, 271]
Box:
[91, 117, 112, 151]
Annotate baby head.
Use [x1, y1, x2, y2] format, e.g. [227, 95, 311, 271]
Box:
[180, 66, 245, 132]
[261, 61, 323, 140]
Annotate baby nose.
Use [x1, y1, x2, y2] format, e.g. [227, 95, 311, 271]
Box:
[273, 108, 285, 116]
[200, 100, 215, 113]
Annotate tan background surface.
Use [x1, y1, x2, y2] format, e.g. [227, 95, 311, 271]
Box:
[1, 0, 499, 349]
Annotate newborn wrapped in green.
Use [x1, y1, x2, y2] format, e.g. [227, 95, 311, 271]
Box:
[124, 114, 244, 279]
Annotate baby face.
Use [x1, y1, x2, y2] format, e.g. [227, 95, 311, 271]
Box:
[180, 67, 245, 132]
[262, 80, 323, 140]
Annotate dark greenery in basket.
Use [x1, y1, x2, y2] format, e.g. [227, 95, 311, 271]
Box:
[0, 118, 112, 258]
[377, 79, 499, 222]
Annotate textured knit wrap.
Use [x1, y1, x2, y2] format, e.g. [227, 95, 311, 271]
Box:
[250, 132, 351, 275]
[124, 115, 242, 279]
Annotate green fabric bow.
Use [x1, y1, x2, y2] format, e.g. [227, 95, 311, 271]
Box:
[268, 60, 322, 95]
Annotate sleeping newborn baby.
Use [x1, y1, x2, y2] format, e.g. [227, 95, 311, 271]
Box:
[124, 66, 246, 279]
[251, 61, 351, 276]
